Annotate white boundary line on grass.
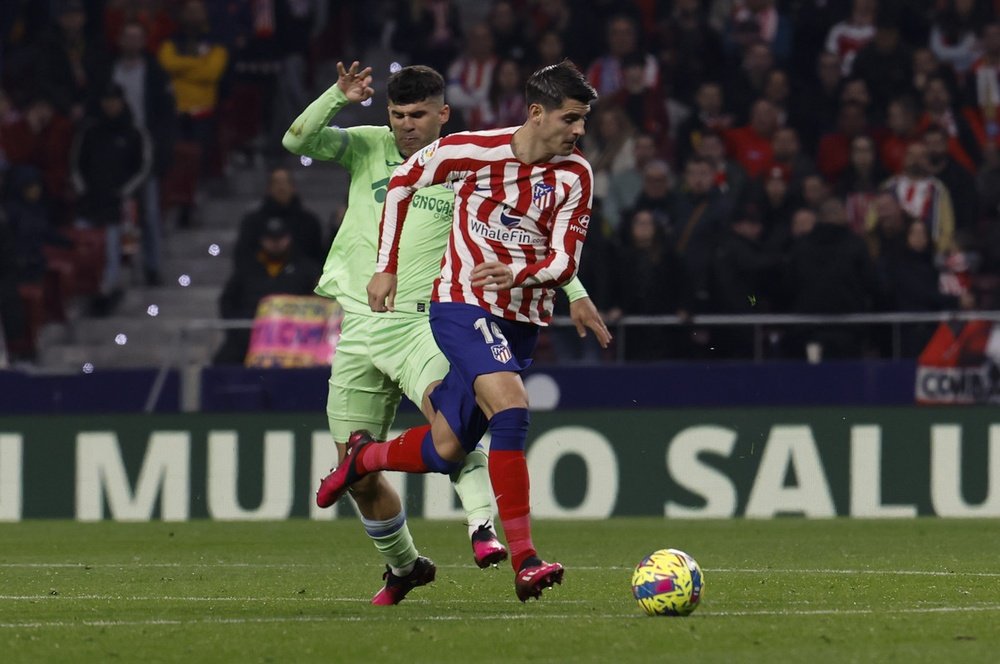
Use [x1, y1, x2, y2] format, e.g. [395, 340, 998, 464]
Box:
[2, 605, 1000, 629]
[0, 594, 590, 604]
[707, 567, 1000, 578]
[3, 563, 1000, 578]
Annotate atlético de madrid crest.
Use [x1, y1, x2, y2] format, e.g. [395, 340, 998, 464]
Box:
[491, 344, 512, 363]
[532, 182, 555, 209]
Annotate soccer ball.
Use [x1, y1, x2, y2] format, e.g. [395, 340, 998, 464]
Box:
[631, 548, 704, 617]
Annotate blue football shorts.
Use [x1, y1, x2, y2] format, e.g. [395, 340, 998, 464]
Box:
[428, 301, 539, 452]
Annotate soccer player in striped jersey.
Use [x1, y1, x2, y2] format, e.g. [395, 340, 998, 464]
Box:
[318, 61, 607, 601]
[286, 61, 608, 604]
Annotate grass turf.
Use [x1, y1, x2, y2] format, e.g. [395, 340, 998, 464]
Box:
[1, 518, 998, 663]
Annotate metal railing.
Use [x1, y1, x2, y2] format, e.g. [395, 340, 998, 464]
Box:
[145, 310, 1000, 412]
[597, 311, 1000, 363]
[145, 311, 1000, 412]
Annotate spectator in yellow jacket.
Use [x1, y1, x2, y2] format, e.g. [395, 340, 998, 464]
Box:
[157, 0, 228, 223]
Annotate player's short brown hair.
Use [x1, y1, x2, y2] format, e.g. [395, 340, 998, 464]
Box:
[525, 59, 597, 110]
[387, 65, 445, 105]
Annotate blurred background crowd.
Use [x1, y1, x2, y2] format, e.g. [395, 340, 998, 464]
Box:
[2, 0, 1000, 368]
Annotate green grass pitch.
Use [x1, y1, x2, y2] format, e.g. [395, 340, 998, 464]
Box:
[1, 519, 998, 663]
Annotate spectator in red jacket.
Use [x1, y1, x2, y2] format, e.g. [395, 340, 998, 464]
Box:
[964, 22, 1000, 151]
[696, 131, 748, 204]
[725, 98, 780, 179]
[916, 75, 980, 173]
[817, 100, 871, 182]
[586, 13, 659, 97]
[0, 96, 75, 225]
[608, 52, 671, 157]
[837, 134, 889, 235]
[769, 126, 816, 189]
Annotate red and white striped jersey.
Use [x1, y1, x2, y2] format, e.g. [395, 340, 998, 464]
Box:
[377, 127, 593, 325]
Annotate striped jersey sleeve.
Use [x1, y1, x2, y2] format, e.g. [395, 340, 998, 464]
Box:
[376, 128, 594, 325]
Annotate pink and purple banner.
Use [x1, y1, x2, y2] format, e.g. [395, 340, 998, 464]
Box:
[245, 295, 342, 368]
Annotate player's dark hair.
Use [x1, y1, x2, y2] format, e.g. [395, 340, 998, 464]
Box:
[525, 59, 598, 110]
[387, 65, 445, 105]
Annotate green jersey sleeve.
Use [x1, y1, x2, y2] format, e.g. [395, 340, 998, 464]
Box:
[282, 84, 357, 165]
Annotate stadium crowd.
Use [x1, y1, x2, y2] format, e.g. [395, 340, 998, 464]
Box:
[2, 0, 1000, 364]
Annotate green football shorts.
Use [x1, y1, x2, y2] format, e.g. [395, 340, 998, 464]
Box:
[326, 311, 449, 443]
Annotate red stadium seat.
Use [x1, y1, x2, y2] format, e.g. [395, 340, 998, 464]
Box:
[160, 141, 202, 211]
[41, 250, 75, 322]
[61, 227, 106, 297]
[218, 82, 264, 164]
[8, 282, 45, 357]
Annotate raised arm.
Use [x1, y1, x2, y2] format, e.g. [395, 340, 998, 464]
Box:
[282, 61, 374, 162]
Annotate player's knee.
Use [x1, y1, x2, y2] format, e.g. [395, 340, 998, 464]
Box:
[475, 375, 528, 414]
[436, 435, 465, 462]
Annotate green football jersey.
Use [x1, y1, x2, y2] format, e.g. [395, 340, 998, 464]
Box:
[283, 85, 451, 316]
[283, 84, 587, 316]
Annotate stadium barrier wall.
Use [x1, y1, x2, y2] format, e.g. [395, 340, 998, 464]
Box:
[0, 369, 181, 413]
[1, 407, 997, 521]
[199, 361, 917, 411]
[0, 361, 917, 414]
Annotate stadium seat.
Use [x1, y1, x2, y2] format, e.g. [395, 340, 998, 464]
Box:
[41, 250, 75, 322]
[61, 227, 106, 297]
[9, 282, 45, 357]
[972, 273, 1000, 309]
[160, 141, 202, 211]
[218, 82, 264, 166]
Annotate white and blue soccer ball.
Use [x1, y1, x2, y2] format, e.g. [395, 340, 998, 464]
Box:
[631, 548, 704, 617]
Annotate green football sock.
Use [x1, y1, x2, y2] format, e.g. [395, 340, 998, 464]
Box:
[361, 512, 418, 576]
[450, 449, 495, 537]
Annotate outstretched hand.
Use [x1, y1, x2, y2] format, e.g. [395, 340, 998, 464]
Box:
[336, 61, 374, 104]
[569, 297, 613, 349]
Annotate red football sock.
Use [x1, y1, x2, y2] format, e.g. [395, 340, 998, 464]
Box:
[488, 449, 536, 571]
[356, 425, 432, 473]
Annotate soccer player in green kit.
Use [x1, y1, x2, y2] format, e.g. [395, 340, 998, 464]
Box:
[283, 61, 609, 604]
